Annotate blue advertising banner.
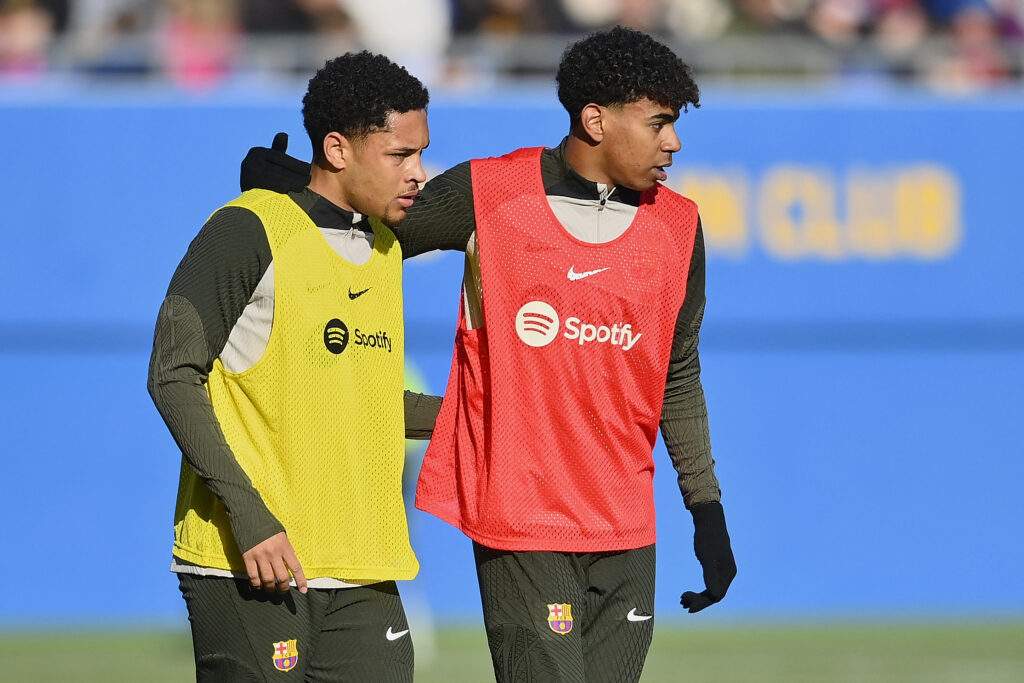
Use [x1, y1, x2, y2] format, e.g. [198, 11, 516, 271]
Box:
[1, 87, 1021, 624]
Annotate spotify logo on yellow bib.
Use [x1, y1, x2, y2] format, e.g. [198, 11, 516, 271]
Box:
[324, 319, 350, 354]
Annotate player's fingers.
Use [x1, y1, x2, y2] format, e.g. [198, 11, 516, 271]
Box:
[257, 557, 279, 592]
[270, 556, 293, 593]
[680, 590, 714, 613]
[283, 547, 308, 594]
[271, 132, 288, 152]
[243, 556, 261, 590]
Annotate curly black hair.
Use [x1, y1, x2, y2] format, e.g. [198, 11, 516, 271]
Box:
[302, 51, 429, 156]
[556, 26, 699, 125]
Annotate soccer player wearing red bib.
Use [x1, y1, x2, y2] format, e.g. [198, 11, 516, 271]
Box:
[242, 27, 737, 683]
[417, 29, 736, 681]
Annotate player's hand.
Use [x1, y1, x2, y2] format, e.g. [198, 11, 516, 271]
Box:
[681, 502, 736, 613]
[240, 132, 311, 193]
[242, 531, 308, 594]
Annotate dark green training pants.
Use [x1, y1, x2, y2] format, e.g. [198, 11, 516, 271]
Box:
[178, 575, 413, 682]
[473, 543, 657, 683]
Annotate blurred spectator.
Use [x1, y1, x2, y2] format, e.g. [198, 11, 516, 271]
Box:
[453, 0, 572, 35]
[301, 0, 351, 34]
[618, 0, 668, 30]
[39, 0, 65, 29]
[239, 0, 320, 33]
[301, 1, 357, 74]
[0, 0, 56, 76]
[559, 0, 621, 29]
[345, 0, 451, 85]
[561, 0, 664, 33]
[874, 0, 930, 59]
[926, 2, 1012, 88]
[664, 0, 735, 39]
[923, 0, 992, 23]
[159, 0, 239, 90]
[731, 0, 815, 33]
[990, 0, 1024, 38]
[68, 0, 155, 76]
[807, 0, 871, 45]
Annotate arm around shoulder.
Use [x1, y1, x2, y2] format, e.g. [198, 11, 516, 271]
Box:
[393, 161, 477, 258]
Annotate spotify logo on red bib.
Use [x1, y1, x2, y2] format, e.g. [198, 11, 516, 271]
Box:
[515, 301, 560, 347]
[514, 301, 642, 351]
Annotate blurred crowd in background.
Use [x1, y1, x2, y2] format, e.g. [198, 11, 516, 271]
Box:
[1, 0, 1022, 91]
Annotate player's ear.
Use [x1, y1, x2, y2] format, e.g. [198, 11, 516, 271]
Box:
[578, 103, 605, 143]
[320, 131, 350, 171]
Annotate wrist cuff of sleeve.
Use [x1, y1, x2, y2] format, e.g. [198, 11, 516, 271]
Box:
[690, 501, 725, 529]
[233, 516, 287, 554]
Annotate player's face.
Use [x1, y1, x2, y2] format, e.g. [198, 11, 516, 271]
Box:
[343, 109, 429, 227]
[600, 98, 681, 191]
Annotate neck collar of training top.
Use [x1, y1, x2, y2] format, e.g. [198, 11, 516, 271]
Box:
[290, 187, 367, 231]
[544, 137, 642, 208]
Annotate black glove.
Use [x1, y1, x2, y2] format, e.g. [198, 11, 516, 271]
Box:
[681, 501, 736, 613]
[239, 132, 311, 193]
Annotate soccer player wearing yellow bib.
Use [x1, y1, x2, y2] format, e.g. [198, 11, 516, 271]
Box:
[148, 52, 437, 682]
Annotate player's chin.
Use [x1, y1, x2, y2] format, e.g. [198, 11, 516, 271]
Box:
[630, 176, 659, 192]
[381, 206, 408, 227]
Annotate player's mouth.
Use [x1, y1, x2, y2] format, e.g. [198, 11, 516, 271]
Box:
[397, 191, 418, 209]
[653, 159, 673, 181]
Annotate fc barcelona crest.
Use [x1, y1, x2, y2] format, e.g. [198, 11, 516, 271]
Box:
[272, 639, 299, 672]
[547, 603, 573, 634]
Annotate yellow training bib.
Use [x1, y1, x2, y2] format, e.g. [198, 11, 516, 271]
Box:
[173, 190, 417, 581]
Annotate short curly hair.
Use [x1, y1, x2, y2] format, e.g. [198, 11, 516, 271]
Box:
[556, 26, 699, 125]
[302, 51, 429, 156]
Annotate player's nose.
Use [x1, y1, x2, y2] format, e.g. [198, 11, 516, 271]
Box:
[409, 155, 427, 185]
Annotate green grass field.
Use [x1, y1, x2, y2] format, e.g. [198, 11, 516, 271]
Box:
[3, 622, 1021, 682]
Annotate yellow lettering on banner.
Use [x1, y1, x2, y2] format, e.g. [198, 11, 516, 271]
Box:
[847, 169, 897, 258]
[895, 166, 960, 258]
[674, 164, 961, 261]
[677, 171, 749, 257]
[758, 167, 842, 260]
[847, 166, 961, 259]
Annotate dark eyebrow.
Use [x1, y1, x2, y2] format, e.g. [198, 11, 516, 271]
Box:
[650, 113, 678, 124]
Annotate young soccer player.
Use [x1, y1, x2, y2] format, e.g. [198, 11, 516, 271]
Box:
[149, 52, 437, 682]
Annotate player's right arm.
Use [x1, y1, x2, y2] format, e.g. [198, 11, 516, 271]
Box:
[147, 206, 305, 593]
[392, 161, 477, 257]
